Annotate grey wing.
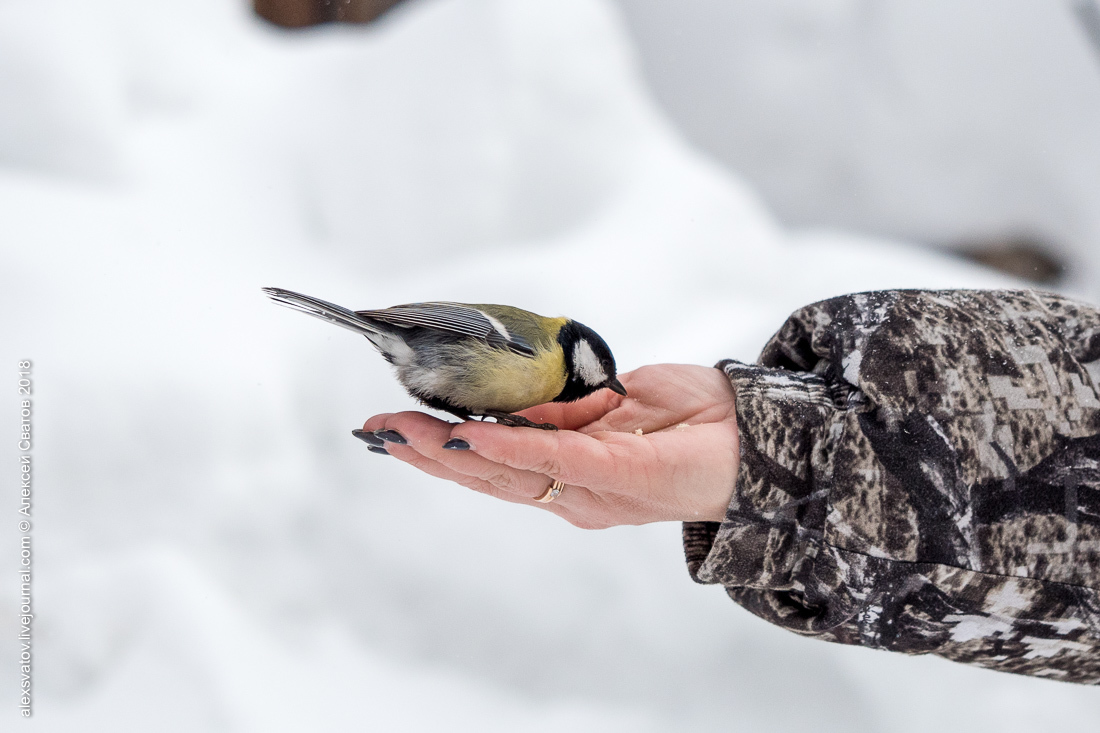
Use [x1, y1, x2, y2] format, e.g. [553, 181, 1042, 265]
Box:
[359, 302, 536, 357]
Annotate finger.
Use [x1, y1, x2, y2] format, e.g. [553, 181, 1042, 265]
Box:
[357, 413, 672, 526]
[359, 412, 570, 509]
[387, 441, 606, 521]
[355, 413, 620, 523]
[449, 420, 639, 488]
[379, 412, 561, 500]
[455, 418, 739, 523]
[582, 365, 736, 435]
[515, 387, 624, 431]
[513, 368, 682, 434]
[515, 366, 704, 436]
[360, 413, 397, 433]
[387, 446, 544, 507]
[396, 430, 612, 521]
[376, 410, 458, 447]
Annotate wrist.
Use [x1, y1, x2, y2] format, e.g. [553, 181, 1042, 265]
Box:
[673, 419, 738, 523]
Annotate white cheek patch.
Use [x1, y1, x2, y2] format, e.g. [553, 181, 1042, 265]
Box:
[573, 339, 607, 386]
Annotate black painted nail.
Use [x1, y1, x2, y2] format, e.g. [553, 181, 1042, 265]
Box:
[367, 445, 390, 455]
[373, 429, 407, 445]
[352, 429, 385, 447]
[442, 438, 470, 451]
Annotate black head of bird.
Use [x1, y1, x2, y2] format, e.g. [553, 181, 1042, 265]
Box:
[262, 287, 626, 430]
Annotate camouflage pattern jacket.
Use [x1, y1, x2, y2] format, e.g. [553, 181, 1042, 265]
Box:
[683, 290, 1100, 684]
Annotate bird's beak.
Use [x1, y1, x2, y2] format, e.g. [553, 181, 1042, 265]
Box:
[607, 378, 627, 396]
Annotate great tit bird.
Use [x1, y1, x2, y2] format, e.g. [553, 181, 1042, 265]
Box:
[262, 287, 626, 430]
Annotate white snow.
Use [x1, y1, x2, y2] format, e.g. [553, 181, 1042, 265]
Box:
[2, 0, 1098, 731]
[614, 0, 1100, 296]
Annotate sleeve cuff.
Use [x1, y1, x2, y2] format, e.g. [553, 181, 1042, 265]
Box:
[683, 360, 839, 591]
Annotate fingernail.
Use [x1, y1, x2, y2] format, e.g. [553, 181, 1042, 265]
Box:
[367, 445, 390, 456]
[442, 438, 470, 451]
[352, 429, 384, 447]
[373, 430, 407, 445]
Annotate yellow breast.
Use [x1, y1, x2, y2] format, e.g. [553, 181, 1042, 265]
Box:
[451, 342, 567, 413]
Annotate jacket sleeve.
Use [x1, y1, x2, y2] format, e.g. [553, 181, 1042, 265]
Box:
[683, 289, 1100, 684]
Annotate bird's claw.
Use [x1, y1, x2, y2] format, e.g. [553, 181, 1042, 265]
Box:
[481, 411, 559, 430]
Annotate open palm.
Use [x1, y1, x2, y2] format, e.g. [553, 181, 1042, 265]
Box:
[360, 364, 740, 527]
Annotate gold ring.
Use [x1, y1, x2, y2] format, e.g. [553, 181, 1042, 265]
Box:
[534, 479, 566, 503]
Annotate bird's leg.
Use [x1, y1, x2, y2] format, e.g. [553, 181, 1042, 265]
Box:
[481, 410, 559, 430]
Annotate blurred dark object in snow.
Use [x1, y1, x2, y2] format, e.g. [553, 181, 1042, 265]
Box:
[253, 0, 408, 28]
[1074, 0, 1100, 60]
[959, 236, 1065, 285]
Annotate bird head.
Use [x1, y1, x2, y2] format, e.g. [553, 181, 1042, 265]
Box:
[554, 320, 626, 403]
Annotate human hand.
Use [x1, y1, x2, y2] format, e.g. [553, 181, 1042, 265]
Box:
[358, 364, 739, 528]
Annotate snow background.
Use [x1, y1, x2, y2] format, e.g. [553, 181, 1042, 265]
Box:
[1, 0, 1098, 729]
[616, 0, 1100, 294]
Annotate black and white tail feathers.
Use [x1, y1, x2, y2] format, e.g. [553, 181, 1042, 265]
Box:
[262, 287, 382, 338]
